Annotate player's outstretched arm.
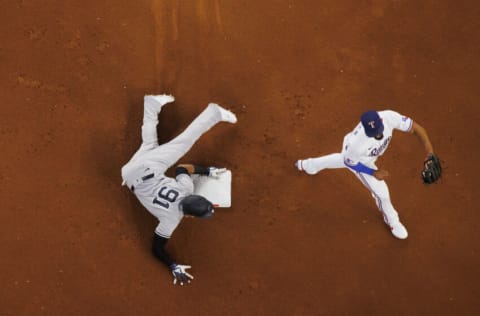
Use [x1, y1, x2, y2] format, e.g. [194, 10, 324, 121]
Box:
[152, 234, 175, 266]
[410, 122, 434, 155]
[152, 234, 194, 286]
[410, 122, 442, 184]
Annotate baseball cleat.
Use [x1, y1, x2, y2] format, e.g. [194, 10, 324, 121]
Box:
[389, 222, 408, 239]
[149, 94, 175, 106]
[295, 160, 303, 171]
[209, 103, 237, 123]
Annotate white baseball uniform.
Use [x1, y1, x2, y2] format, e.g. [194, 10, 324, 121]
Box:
[299, 110, 413, 228]
[121, 96, 228, 238]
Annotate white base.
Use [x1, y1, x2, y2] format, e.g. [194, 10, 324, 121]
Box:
[192, 170, 232, 207]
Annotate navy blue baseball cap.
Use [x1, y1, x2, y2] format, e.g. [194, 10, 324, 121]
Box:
[361, 110, 384, 137]
[180, 195, 214, 218]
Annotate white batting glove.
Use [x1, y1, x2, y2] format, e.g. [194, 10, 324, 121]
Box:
[169, 263, 194, 286]
[208, 167, 227, 178]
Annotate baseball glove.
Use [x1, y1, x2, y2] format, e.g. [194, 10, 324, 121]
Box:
[421, 154, 442, 184]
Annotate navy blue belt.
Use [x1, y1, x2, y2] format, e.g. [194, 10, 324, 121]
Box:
[130, 173, 155, 192]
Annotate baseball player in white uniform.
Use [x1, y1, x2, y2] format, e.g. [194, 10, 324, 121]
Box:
[295, 110, 436, 239]
[121, 94, 237, 285]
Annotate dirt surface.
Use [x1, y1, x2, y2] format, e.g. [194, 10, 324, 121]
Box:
[1, 0, 480, 315]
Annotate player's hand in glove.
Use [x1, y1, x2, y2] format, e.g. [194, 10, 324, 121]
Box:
[208, 167, 227, 178]
[169, 263, 194, 286]
[421, 153, 442, 184]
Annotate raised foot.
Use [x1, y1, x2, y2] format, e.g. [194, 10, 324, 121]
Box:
[146, 94, 175, 106]
[390, 222, 408, 239]
[209, 103, 237, 123]
[294, 160, 303, 171]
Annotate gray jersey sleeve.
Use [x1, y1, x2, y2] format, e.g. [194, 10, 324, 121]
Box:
[155, 212, 183, 239]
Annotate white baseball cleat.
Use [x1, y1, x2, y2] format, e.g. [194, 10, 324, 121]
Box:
[144, 94, 175, 114]
[148, 94, 175, 106]
[389, 222, 408, 239]
[209, 103, 237, 123]
[295, 160, 303, 171]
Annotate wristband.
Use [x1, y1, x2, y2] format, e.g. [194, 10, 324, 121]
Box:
[194, 165, 210, 175]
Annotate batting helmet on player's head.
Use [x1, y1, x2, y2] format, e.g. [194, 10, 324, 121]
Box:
[180, 195, 214, 218]
[361, 110, 384, 137]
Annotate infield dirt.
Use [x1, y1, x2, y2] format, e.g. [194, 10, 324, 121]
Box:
[1, 1, 479, 315]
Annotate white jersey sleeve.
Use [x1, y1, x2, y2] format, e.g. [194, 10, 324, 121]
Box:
[381, 110, 413, 132]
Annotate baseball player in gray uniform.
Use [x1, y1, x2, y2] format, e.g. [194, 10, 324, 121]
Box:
[121, 94, 237, 285]
[295, 110, 436, 239]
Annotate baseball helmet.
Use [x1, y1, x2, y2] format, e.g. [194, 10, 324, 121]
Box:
[361, 110, 384, 138]
[180, 195, 214, 218]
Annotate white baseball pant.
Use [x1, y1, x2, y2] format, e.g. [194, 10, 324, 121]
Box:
[300, 153, 401, 226]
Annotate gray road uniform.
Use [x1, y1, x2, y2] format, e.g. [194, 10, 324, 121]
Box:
[121, 95, 237, 285]
[132, 174, 193, 239]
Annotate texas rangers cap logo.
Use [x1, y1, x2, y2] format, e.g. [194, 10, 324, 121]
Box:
[361, 110, 384, 138]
